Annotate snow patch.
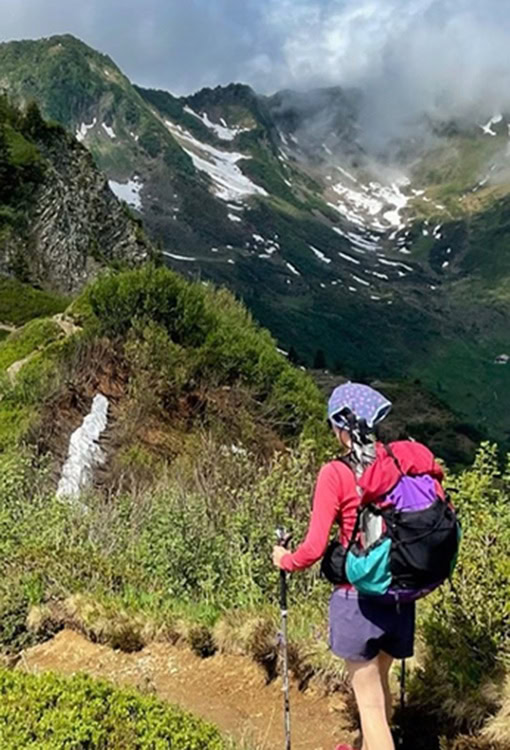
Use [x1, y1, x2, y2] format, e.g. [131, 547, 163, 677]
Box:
[76, 118, 97, 142]
[352, 274, 371, 287]
[162, 252, 197, 262]
[228, 213, 242, 223]
[108, 177, 143, 210]
[339, 251, 361, 265]
[480, 114, 502, 136]
[336, 165, 358, 183]
[309, 245, 332, 264]
[286, 262, 301, 276]
[101, 123, 116, 139]
[184, 106, 252, 141]
[57, 394, 109, 500]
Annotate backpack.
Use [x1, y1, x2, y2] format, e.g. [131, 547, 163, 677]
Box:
[321, 445, 461, 602]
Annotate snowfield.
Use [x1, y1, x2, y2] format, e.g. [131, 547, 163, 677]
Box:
[165, 120, 267, 202]
[328, 177, 411, 231]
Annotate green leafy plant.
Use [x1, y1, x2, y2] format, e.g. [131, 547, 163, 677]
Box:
[0, 669, 227, 749]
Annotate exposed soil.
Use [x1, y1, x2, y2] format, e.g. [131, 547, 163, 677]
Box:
[21, 629, 357, 750]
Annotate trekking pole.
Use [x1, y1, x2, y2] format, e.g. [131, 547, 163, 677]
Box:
[276, 527, 292, 750]
[398, 658, 406, 748]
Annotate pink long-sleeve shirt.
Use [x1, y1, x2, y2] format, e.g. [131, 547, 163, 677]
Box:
[280, 460, 359, 573]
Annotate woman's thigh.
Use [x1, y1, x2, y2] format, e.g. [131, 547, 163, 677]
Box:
[346, 658, 389, 716]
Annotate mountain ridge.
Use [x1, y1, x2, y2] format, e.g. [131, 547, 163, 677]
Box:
[1, 34, 510, 442]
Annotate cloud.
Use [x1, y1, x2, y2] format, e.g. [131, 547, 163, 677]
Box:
[261, 0, 510, 136]
[0, 0, 509, 135]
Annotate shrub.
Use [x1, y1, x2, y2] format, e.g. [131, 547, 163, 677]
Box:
[0, 669, 226, 749]
[410, 443, 510, 738]
[84, 266, 328, 442]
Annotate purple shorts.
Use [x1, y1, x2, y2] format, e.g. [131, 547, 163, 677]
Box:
[329, 589, 415, 662]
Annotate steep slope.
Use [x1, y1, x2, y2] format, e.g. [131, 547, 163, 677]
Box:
[2, 35, 510, 442]
[0, 96, 151, 292]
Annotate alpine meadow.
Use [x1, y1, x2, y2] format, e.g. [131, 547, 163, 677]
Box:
[0, 6, 509, 750]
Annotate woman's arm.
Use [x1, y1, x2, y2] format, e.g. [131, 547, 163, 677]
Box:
[278, 462, 347, 572]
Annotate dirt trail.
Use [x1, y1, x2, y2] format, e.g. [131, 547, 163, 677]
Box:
[7, 351, 38, 385]
[21, 630, 356, 750]
[5, 314, 81, 386]
[0, 323, 16, 333]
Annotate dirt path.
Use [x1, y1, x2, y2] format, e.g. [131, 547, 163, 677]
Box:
[21, 630, 356, 750]
[0, 323, 16, 333]
[5, 314, 81, 386]
[7, 351, 38, 385]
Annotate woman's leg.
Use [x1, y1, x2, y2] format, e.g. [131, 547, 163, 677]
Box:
[346, 658, 395, 750]
[377, 650, 394, 723]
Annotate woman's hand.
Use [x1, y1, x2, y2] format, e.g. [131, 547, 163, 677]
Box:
[273, 545, 289, 569]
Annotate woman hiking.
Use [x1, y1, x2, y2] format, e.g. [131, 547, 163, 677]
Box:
[273, 382, 449, 750]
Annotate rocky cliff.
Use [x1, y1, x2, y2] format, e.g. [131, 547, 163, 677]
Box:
[0, 99, 152, 293]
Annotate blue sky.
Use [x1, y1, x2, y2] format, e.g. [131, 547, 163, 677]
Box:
[0, 0, 509, 124]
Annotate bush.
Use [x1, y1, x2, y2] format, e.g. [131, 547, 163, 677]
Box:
[0, 669, 226, 749]
[84, 266, 327, 442]
[410, 443, 510, 738]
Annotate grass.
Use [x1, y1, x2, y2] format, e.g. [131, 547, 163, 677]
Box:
[0, 278, 69, 326]
[0, 318, 62, 373]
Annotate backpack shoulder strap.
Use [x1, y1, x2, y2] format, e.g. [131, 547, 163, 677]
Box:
[383, 443, 404, 476]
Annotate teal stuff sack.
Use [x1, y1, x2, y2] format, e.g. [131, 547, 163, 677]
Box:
[346, 537, 392, 596]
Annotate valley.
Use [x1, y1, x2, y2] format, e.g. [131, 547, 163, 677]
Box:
[1, 35, 510, 444]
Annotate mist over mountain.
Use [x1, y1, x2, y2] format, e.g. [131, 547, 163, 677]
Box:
[2, 0, 510, 150]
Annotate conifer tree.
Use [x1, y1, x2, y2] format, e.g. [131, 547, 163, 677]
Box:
[0, 124, 13, 203]
[313, 348, 327, 370]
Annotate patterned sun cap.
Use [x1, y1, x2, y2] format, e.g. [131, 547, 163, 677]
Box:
[327, 382, 392, 430]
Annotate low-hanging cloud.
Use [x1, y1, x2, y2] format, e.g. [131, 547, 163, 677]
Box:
[265, 0, 510, 137]
[0, 0, 509, 133]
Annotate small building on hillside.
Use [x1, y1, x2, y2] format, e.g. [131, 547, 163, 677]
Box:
[494, 354, 510, 365]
